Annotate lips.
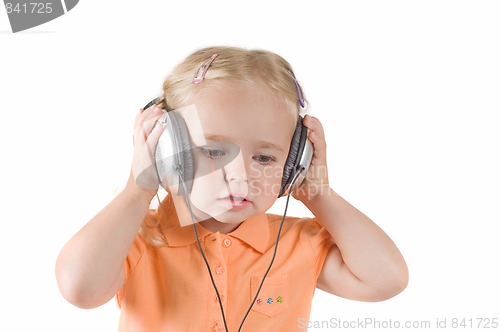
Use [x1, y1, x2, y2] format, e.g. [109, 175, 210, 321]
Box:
[217, 195, 251, 210]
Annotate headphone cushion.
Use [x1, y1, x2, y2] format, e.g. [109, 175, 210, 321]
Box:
[279, 116, 307, 197]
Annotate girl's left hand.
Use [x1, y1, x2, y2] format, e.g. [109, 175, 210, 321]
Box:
[292, 115, 330, 203]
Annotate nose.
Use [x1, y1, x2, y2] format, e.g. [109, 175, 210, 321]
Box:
[225, 172, 247, 182]
[223, 153, 247, 183]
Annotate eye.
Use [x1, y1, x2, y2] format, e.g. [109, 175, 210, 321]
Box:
[200, 147, 226, 159]
[253, 154, 275, 165]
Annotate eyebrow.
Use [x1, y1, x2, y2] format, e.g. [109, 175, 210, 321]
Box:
[204, 134, 286, 153]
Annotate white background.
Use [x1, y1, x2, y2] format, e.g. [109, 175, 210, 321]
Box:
[1, 1, 499, 331]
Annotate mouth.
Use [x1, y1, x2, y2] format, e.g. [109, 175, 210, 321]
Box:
[217, 195, 251, 210]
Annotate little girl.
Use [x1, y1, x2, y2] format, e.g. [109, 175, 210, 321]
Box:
[56, 46, 408, 331]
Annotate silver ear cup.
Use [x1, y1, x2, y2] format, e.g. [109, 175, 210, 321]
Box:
[154, 111, 194, 194]
[293, 138, 313, 190]
[278, 116, 313, 197]
[155, 112, 179, 190]
[168, 111, 194, 195]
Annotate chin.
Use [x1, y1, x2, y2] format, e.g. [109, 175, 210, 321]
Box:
[212, 211, 249, 224]
[194, 199, 259, 222]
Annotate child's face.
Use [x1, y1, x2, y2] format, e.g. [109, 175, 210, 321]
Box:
[185, 81, 297, 225]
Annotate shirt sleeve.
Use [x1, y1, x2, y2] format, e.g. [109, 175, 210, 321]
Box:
[306, 218, 335, 279]
[115, 209, 157, 307]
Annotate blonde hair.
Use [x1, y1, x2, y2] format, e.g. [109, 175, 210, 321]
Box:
[141, 45, 307, 246]
[155, 46, 306, 114]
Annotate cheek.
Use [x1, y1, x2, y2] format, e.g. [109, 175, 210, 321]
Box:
[189, 172, 233, 217]
[190, 171, 226, 201]
[249, 164, 284, 197]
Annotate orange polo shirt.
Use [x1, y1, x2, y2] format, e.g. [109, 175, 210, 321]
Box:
[116, 195, 334, 331]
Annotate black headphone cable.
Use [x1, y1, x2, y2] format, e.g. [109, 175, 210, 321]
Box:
[178, 167, 304, 332]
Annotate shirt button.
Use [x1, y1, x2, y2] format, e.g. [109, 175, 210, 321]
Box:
[215, 265, 224, 274]
[214, 294, 225, 303]
[223, 239, 232, 247]
[211, 321, 223, 331]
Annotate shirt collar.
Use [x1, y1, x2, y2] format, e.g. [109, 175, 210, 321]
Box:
[229, 213, 270, 253]
[158, 195, 270, 253]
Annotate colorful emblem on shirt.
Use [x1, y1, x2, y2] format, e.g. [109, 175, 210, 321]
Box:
[267, 297, 273, 304]
[256, 298, 262, 305]
[276, 296, 283, 304]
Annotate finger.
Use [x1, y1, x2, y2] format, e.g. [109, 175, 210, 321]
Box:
[135, 102, 156, 120]
[303, 115, 326, 145]
[145, 120, 165, 154]
[134, 123, 166, 188]
[303, 115, 325, 138]
[142, 112, 163, 135]
[134, 108, 164, 144]
[309, 132, 327, 162]
[135, 104, 163, 128]
[134, 109, 144, 128]
[304, 119, 327, 162]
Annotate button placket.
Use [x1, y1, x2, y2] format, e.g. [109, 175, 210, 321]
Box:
[215, 265, 225, 275]
[214, 293, 225, 303]
[211, 320, 224, 331]
[204, 233, 229, 330]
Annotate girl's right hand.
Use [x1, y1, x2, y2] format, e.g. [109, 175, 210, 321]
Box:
[129, 103, 165, 197]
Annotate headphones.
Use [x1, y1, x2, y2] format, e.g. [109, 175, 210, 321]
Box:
[144, 98, 313, 198]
